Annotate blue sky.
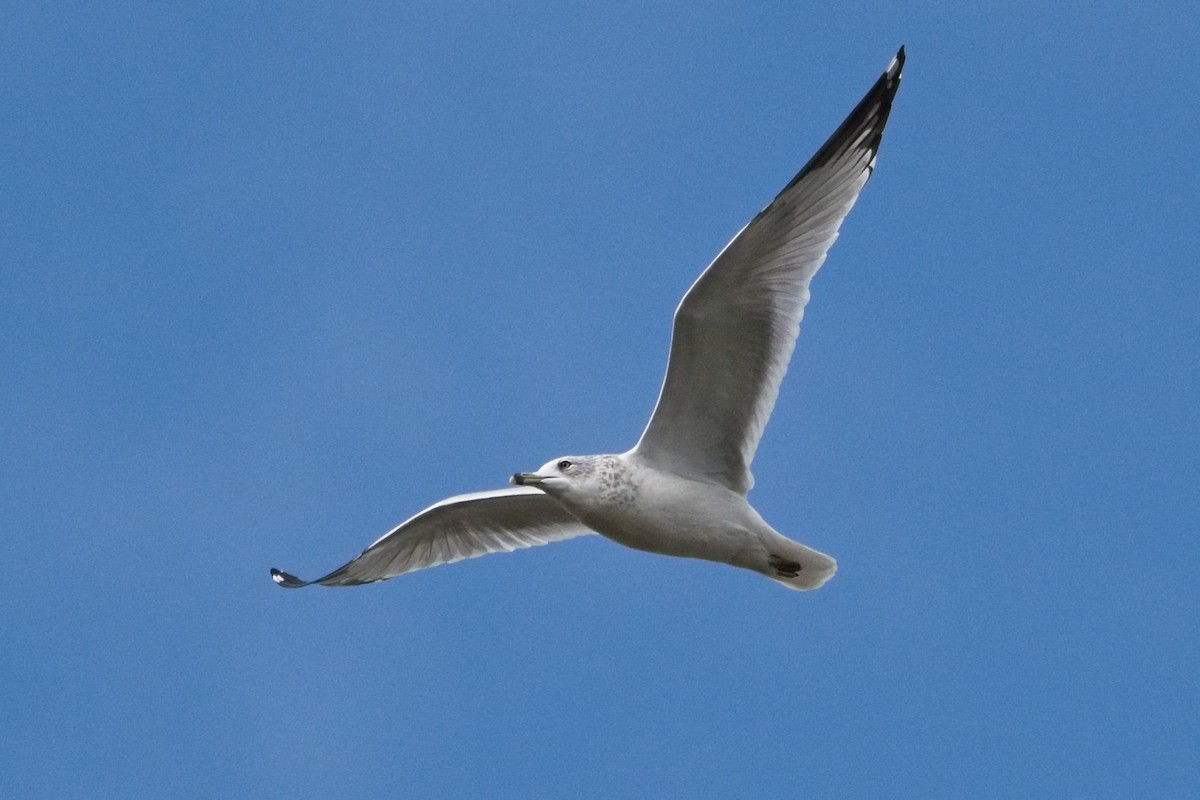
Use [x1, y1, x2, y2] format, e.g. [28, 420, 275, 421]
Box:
[3, 2, 1197, 797]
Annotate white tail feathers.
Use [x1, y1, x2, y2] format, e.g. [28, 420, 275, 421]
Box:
[766, 536, 838, 591]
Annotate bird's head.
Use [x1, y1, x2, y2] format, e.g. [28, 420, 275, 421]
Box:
[510, 455, 600, 501]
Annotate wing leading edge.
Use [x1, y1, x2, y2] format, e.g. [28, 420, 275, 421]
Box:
[633, 48, 904, 493]
[271, 487, 592, 588]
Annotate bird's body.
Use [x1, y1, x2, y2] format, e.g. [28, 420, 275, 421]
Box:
[513, 453, 835, 589]
[547, 454, 757, 567]
[272, 48, 904, 593]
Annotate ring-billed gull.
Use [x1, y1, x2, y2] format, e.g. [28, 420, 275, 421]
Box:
[272, 48, 904, 592]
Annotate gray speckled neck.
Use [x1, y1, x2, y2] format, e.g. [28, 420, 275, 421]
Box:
[595, 454, 638, 508]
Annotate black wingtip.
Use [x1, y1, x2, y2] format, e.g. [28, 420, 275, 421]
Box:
[775, 47, 906, 197]
[270, 567, 311, 589]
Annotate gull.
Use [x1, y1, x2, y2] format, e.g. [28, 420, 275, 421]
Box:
[271, 48, 904, 592]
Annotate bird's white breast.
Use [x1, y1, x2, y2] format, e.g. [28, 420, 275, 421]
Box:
[564, 454, 769, 569]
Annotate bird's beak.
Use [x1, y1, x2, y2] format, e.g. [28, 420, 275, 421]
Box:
[510, 472, 545, 486]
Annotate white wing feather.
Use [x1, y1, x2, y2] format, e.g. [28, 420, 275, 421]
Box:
[633, 49, 904, 493]
[271, 487, 592, 587]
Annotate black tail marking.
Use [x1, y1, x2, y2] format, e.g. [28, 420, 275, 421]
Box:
[769, 555, 804, 579]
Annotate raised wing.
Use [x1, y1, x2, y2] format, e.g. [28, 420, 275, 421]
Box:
[270, 487, 592, 588]
[633, 48, 904, 494]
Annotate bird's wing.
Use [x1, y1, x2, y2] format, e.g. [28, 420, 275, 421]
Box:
[270, 487, 593, 588]
[632, 48, 904, 494]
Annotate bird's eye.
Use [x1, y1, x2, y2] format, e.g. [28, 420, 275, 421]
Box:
[558, 460, 573, 471]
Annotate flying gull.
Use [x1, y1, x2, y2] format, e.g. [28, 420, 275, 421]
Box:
[272, 48, 904, 592]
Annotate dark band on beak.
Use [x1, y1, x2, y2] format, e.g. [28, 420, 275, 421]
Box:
[511, 472, 545, 486]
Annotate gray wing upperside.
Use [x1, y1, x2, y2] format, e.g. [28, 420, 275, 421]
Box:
[632, 48, 904, 493]
[270, 487, 593, 588]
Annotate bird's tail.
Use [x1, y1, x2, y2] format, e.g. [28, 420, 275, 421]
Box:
[765, 534, 837, 590]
